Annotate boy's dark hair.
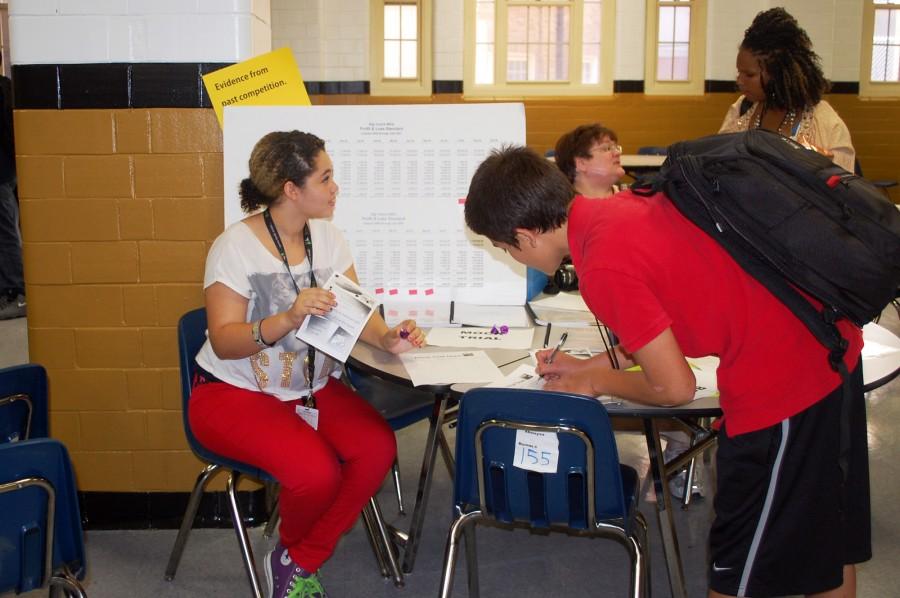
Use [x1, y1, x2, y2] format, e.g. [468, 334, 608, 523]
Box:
[741, 7, 828, 112]
[553, 123, 618, 183]
[239, 130, 326, 213]
[465, 145, 574, 247]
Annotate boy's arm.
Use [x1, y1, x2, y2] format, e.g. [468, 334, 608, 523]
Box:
[544, 327, 696, 406]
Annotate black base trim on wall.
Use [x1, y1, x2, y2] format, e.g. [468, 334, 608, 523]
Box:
[78, 489, 270, 530]
[11, 63, 863, 110]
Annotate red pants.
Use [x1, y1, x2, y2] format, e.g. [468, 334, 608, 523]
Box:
[188, 377, 396, 571]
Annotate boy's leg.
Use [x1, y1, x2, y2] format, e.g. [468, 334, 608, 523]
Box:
[708, 367, 869, 598]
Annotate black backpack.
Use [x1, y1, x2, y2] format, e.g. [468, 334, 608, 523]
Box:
[634, 129, 900, 473]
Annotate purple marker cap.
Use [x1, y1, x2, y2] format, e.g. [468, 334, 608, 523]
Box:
[399, 329, 410, 339]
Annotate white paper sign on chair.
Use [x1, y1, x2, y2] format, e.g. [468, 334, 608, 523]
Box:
[513, 429, 559, 473]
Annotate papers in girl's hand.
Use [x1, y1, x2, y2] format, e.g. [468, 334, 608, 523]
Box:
[486, 364, 546, 390]
[426, 327, 534, 349]
[296, 272, 377, 363]
[399, 350, 503, 387]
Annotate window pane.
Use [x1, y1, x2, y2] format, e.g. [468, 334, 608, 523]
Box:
[549, 43, 569, 80]
[400, 4, 418, 40]
[583, 1, 602, 44]
[476, 1, 495, 43]
[384, 5, 400, 40]
[658, 6, 674, 42]
[672, 42, 689, 79]
[508, 6, 527, 43]
[582, 41, 600, 84]
[527, 43, 550, 80]
[674, 5, 691, 43]
[874, 8, 890, 41]
[890, 8, 900, 38]
[400, 40, 417, 77]
[528, 6, 547, 44]
[549, 6, 569, 43]
[886, 45, 900, 81]
[475, 43, 494, 84]
[507, 43, 528, 81]
[657, 45, 671, 80]
[384, 40, 400, 78]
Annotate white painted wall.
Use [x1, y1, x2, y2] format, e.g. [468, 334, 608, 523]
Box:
[8, 0, 271, 64]
[7, 0, 867, 84]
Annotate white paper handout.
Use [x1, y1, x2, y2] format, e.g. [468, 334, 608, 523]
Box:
[295, 272, 377, 362]
[427, 327, 534, 350]
[399, 350, 503, 387]
[486, 363, 546, 390]
[451, 303, 532, 328]
[530, 292, 590, 312]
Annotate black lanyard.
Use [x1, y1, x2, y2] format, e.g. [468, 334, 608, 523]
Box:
[263, 209, 318, 404]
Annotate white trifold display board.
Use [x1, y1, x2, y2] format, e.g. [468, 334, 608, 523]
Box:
[223, 104, 527, 305]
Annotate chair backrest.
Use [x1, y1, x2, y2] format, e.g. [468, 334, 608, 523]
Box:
[0, 438, 86, 593]
[0, 364, 49, 442]
[454, 387, 630, 528]
[177, 308, 269, 479]
[637, 146, 668, 156]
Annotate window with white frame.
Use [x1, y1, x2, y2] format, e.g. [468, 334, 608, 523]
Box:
[861, 0, 900, 96]
[644, 0, 705, 95]
[371, 0, 432, 96]
[466, 0, 616, 97]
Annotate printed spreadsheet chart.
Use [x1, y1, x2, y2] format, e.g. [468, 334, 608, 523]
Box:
[224, 104, 527, 306]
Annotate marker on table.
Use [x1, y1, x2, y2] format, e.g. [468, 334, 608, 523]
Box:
[545, 332, 568, 365]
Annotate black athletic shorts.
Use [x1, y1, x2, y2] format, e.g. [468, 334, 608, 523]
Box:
[708, 365, 871, 597]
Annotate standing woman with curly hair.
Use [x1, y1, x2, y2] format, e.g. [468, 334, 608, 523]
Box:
[719, 7, 856, 172]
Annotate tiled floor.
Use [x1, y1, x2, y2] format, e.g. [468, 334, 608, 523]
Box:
[3, 308, 899, 597]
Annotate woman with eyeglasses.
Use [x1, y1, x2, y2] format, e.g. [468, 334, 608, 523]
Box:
[553, 123, 625, 198]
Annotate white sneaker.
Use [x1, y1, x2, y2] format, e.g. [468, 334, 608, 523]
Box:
[664, 438, 704, 500]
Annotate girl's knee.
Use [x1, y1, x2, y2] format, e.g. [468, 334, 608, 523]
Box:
[276, 456, 342, 500]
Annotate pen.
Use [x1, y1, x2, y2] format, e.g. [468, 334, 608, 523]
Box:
[545, 332, 568, 365]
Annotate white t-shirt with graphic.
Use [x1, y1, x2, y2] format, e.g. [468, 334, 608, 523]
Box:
[196, 218, 354, 401]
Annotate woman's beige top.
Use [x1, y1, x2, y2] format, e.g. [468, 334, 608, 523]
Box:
[718, 95, 856, 173]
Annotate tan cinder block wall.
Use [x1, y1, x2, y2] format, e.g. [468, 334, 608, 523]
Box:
[16, 93, 899, 493]
[16, 107, 225, 492]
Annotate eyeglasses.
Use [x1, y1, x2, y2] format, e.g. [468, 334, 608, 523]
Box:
[590, 143, 622, 155]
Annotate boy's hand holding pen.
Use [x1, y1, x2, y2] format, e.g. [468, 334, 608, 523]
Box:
[537, 332, 568, 379]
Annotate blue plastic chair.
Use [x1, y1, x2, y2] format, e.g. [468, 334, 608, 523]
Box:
[0, 438, 88, 597]
[166, 308, 398, 596]
[438, 387, 649, 598]
[0, 364, 49, 443]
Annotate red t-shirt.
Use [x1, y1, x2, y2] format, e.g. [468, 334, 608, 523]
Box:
[568, 192, 862, 436]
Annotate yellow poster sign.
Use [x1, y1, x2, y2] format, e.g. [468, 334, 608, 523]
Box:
[203, 47, 311, 127]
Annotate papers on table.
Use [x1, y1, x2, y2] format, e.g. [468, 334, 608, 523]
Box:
[486, 363, 546, 390]
[427, 327, 534, 349]
[451, 303, 532, 328]
[296, 272, 377, 363]
[381, 301, 454, 328]
[399, 350, 503, 387]
[687, 357, 719, 400]
[530, 292, 589, 312]
[528, 292, 594, 327]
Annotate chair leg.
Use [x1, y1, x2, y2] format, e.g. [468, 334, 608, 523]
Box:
[165, 462, 220, 580]
[391, 458, 405, 515]
[367, 496, 405, 587]
[463, 519, 480, 598]
[361, 502, 391, 578]
[438, 510, 481, 598]
[50, 570, 87, 598]
[263, 493, 280, 539]
[437, 428, 455, 479]
[226, 471, 264, 598]
[629, 512, 651, 598]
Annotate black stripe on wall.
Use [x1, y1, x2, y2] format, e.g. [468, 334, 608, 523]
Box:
[11, 64, 862, 110]
[79, 489, 270, 530]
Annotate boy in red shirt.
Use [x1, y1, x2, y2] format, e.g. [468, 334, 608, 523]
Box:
[464, 146, 868, 598]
